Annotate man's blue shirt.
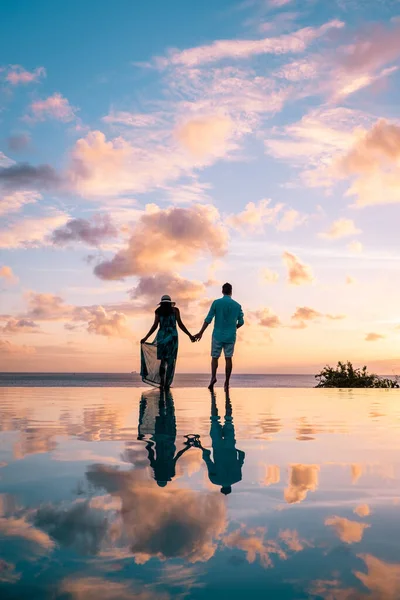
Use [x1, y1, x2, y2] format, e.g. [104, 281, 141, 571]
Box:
[205, 295, 244, 343]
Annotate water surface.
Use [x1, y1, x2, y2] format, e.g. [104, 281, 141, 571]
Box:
[0, 387, 400, 598]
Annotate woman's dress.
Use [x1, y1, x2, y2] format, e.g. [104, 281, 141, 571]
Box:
[140, 311, 178, 387]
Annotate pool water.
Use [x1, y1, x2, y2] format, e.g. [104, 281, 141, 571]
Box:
[1, 387, 400, 599]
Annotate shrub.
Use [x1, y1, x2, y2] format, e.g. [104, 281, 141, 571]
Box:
[315, 361, 399, 388]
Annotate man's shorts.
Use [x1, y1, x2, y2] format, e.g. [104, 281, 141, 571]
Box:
[211, 338, 235, 359]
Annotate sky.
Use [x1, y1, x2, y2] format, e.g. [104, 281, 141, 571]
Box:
[1, 0, 400, 373]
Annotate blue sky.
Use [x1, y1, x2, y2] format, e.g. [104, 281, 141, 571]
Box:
[1, 0, 400, 372]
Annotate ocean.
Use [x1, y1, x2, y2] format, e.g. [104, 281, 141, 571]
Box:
[0, 372, 316, 387]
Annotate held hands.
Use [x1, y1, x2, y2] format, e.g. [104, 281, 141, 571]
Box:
[194, 332, 203, 341]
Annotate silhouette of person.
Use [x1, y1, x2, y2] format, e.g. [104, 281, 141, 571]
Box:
[197, 391, 245, 495]
[138, 390, 192, 487]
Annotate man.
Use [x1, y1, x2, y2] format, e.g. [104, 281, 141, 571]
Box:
[196, 391, 245, 495]
[195, 282, 244, 391]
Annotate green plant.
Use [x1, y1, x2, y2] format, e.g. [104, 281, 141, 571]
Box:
[315, 361, 399, 388]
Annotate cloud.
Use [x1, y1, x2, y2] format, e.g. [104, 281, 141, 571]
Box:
[0, 190, 41, 216]
[0, 319, 40, 334]
[284, 464, 319, 504]
[0, 516, 54, 551]
[94, 204, 227, 280]
[279, 529, 306, 552]
[86, 465, 227, 563]
[25, 292, 72, 320]
[260, 268, 279, 284]
[51, 215, 119, 247]
[175, 115, 234, 158]
[59, 576, 167, 600]
[224, 526, 286, 568]
[102, 110, 158, 127]
[5, 65, 46, 85]
[270, 0, 294, 6]
[348, 240, 363, 253]
[355, 554, 400, 599]
[0, 340, 36, 355]
[291, 306, 344, 328]
[85, 307, 132, 339]
[0, 211, 69, 248]
[340, 22, 400, 76]
[0, 163, 61, 191]
[6, 134, 31, 152]
[160, 20, 344, 67]
[263, 465, 280, 486]
[252, 307, 282, 328]
[29, 93, 77, 122]
[129, 273, 205, 308]
[265, 107, 372, 189]
[68, 130, 189, 198]
[0, 265, 18, 284]
[351, 463, 363, 484]
[282, 251, 314, 285]
[292, 306, 321, 322]
[228, 199, 283, 233]
[365, 332, 385, 342]
[325, 516, 370, 544]
[0, 559, 19, 584]
[276, 209, 307, 232]
[354, 504, 370, 517]
[319, 218, 361, 239]
[337, 119, 400, 207]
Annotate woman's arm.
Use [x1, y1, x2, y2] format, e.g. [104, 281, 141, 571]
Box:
[175, 308, 195, 341]
[140, 314, 160, 344]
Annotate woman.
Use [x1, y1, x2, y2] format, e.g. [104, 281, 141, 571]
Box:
[140, 295, 195, 389]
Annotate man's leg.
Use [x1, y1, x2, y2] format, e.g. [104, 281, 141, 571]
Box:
[209, 358, 218, 390]
[224, 357, 232, 391]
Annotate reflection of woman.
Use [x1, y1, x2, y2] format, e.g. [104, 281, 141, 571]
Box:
[139, 390, 192, 487]
[140, 295, 195, 390]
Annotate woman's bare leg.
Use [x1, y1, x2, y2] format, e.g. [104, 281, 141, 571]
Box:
[208, 358, 218, 390]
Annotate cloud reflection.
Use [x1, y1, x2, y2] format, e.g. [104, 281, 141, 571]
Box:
[284, 464, 319, 504]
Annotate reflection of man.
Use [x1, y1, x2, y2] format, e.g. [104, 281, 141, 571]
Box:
[138, 390, 191, 487]
[199, 392, 245, 495]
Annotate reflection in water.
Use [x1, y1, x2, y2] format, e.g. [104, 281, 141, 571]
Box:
[198, 392, 245, 495]
[2, 387, 400, 597]
[138, 390, 192, 486]
[284, 464, 320, 504]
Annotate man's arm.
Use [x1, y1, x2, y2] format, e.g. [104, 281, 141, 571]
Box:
[195, 301, 215, 341]
[236, 306, 244, 330]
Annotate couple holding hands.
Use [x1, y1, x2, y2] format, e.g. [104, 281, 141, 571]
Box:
[140, 282, 244, 391]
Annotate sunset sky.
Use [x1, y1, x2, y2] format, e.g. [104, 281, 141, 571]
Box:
[1, 0, 400, 373]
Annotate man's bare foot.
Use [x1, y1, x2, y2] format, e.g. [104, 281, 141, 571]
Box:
[208, 377, 217, 390]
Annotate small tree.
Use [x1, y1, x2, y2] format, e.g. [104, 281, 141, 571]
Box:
[315, 361, 399, 388]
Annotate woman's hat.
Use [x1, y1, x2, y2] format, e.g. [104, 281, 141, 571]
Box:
[159, 294, 175, 305]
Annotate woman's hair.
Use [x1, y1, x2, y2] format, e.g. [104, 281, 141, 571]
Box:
[156, 303, 175, 317]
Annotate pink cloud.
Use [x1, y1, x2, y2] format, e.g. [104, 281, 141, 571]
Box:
[51, 215, 119, 247]
[0, 319, 39, 334]
[319, 218, 361, 239]
[0, 190, 41, 217]
[161, 20, 344, 67]
[0, 340, 36, 355]
[86, 307, 132, 339]
[228, 199, 283, 233]
[0, 266, 18, 285]
[0, 212, 69, 249]
[341, 22, 400, 75]
[365, 332, 385, 342]
[129, 273, 205, 308]
[282, 251, 314, 285]
[175, 115, 233, 159]
[29, 93, 77, 122]
[5, 65, 46, 85]
[94, 204, 227, 280]
[252, 308, 282, 328]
